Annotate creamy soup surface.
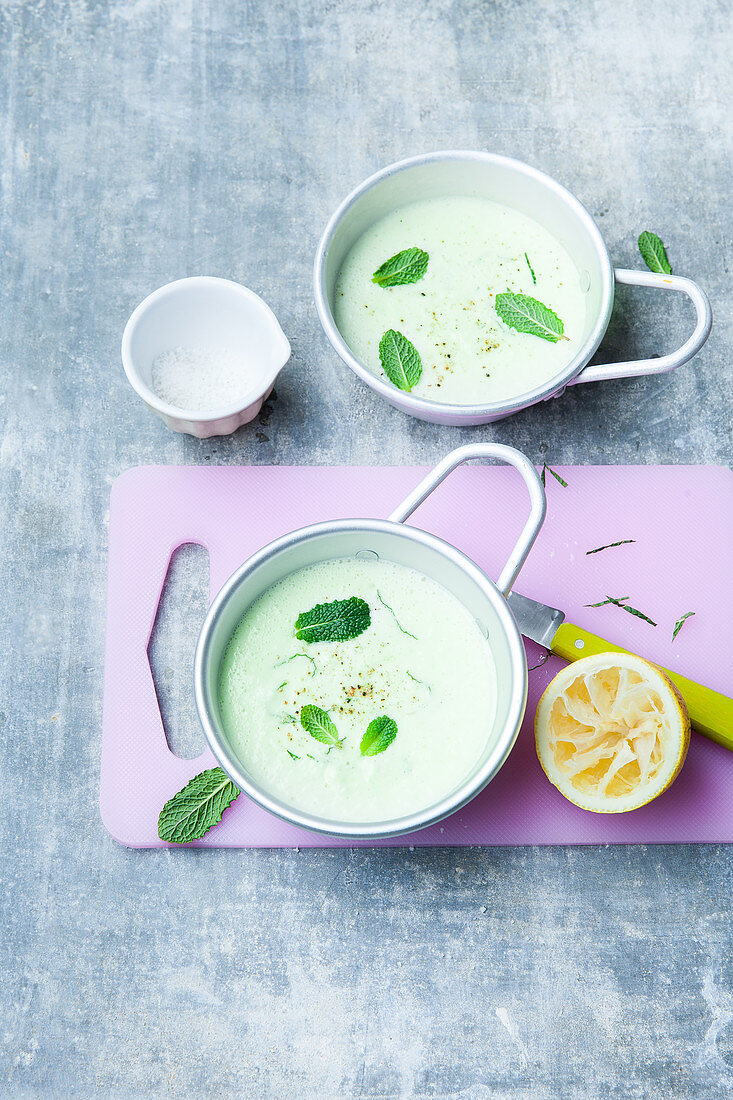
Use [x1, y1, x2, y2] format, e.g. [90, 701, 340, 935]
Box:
[218, 557, 497, 823]
[334, 195, 587, 405]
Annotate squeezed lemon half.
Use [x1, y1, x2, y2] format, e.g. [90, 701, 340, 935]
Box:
[535, 653, 691, 813]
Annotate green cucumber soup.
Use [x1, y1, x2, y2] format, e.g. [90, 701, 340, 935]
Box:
[218, 557, 497, 823]
[334, 195, 587, 405]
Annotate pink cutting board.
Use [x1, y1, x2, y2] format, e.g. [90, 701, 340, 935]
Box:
[101, 464, 733, 848]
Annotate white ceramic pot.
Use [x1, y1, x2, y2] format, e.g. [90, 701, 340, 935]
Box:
[314, 152, 712, 426]
[121, 277, 291, 438]
[194, 443, 546, 839]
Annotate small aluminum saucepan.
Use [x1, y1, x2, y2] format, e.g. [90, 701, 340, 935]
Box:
[194, 443, 546, 839]
[314, 151, 712, 426]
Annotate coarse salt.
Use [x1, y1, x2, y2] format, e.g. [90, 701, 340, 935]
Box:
[151, 345, 252, 413]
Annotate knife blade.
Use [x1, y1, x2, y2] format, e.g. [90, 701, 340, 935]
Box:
[507, 589, 733, 753]
[506, 590, 565, 649]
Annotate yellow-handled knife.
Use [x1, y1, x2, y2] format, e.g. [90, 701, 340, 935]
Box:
[507, 590, 733, 752]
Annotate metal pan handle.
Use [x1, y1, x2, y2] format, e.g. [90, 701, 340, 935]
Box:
[569, 269, 711, 385]
[388, 444, 546, 597]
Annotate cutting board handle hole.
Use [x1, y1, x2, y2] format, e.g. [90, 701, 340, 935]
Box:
[148, 542, 210, 761]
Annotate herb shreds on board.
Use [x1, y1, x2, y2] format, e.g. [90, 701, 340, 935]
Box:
[158, 767, 240, 844]
[540, 463, 568, 488]
[672, 611, 695, 640]
[495, 292, 568, 343]
[638, 231, 672, 275]
[372, 247, 429, 287]
[527, 648, 550, 672]
[585, 595, 657, 627]
[586, 539, 636, 555]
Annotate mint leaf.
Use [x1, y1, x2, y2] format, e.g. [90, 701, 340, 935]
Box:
[372, 247, 429, 287]
[158, 767, 239, 844]
[638, 231, 672, 275]
[378, 329, 422, 391]
[300, 704, 343, 749]
[295, 596, 370, 644]
[360, 715, 398, 756]
[495, 292, 567, 343]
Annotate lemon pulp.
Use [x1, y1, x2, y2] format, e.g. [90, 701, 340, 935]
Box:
[535, 653, 690, 813]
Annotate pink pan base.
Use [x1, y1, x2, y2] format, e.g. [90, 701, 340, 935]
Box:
[101, 465, 733, 847]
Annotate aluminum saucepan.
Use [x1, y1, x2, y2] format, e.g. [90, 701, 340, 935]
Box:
[314, 151, 712, 426]
[194, 443, 546, 839]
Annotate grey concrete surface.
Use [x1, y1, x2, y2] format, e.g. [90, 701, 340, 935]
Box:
[1, 0, 732, 1096]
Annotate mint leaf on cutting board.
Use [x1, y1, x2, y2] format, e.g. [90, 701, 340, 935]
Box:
[300, 704, 344, 749]
[372, 247, 429, 287]
[495, 292, 568, 343]
[360, 715, 398, 757]
[379, 329, 423, 391]
[158, 767, 240, 844]
[638, 231, 672, 274]
[295, 596, 371, 644]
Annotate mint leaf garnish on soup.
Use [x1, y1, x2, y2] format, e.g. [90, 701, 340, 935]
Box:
[360, 715, 398, 757]
[495, 292, 568, 343]
[379, 329, 423, 391]
[300, 704, 344, 749]
[158, 767, 239, 844]
[295, 596, 370, 644]
[372, 247, 429, 287]
[638, 231, 672, 275]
